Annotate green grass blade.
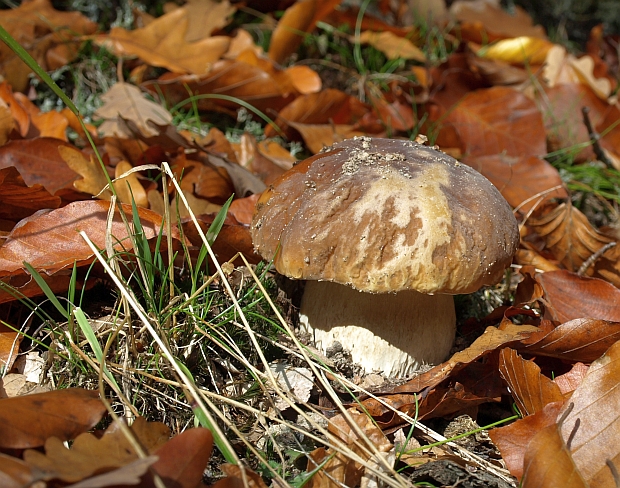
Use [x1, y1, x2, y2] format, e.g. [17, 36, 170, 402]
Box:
[73, 307, 121, 391]
[23, 262, 69, 320]
[206, 194, 233, 246]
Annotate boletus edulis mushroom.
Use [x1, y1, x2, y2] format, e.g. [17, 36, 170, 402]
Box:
[251, 137, 519, 377]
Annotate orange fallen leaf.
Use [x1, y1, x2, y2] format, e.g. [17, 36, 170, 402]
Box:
[499, 348, 564, 416]
[97, 8, 230, 74]
[438, 86, 547, 157]
[0, 388, 105, 449]
[0, 166, 61, 222]
[23, 417, 169, 483]
[462, 154, 567, 213]
[557, 339, 620, 486]
[0, 0, 96, 91]
[490, 401, 565, 480]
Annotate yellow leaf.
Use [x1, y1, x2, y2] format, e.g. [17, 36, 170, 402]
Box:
[355, 31, 426, 62]
[481, 36, 554, 65]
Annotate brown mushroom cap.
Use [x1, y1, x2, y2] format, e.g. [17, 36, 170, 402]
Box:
[251, 137, 519, 295]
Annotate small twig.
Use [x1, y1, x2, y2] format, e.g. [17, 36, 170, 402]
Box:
[577, 241, 616, 276]
[582, 106, 614, 168]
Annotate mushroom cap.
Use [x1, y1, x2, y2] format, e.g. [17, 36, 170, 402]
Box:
[251, 137, 519, 294]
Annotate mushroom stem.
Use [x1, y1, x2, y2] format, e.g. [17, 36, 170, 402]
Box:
[299, 281, 456, 378]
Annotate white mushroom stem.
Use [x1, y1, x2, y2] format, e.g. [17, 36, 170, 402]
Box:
[299, 281, 456, 378]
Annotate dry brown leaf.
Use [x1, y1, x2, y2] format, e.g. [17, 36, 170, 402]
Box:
[23, 417, 169, 483]
[533, 271, 620, 324]
[114, 160, 149, 208]
[528, 202, 616, 274]
[306, 409, 392, 488]
[554, 363, 589, 395]
[235, 133, 285, 184]
[393, 320, 540, 395]
[490, 401, 565, 480]
[0, 138, 79, 196]
[557, 339, 620, 486]
[97, 8, 230, 74]
[0, 323, 21, 373]
[257, 140, 297, 171]
[0, 0, 96, 91]
[544, 45, 613, 99]
[499, 348, 564, 416]
[180, 0, 235, 43]
[450, 0, 546, 43]
[217, 464, 269, 488]
[438, 86, 547, 157]
[521, 419, 588, 488]
[58, 145, 112, 199]
[95, 82, 173, 138]
[462, 154, 567, 213]
[145, 60, 290, 114]
[266, 89, 352, 139]
[0, 389, 105, 449]
[0, 102, 13, 145]
[0, 200, 167, 278]
[0, 166, 61, 221]
[0, 82, 29, 137]
[268, 0, 317, 64]
[13, 93, 68, 140]
[0, 453, 35, 488]
[288, 121, 365, 154]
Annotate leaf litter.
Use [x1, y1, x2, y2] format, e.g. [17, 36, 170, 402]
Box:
[1, 0, 620, 486]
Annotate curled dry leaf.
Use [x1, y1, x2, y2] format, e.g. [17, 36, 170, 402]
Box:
[0, 453, 34, 488]
[145, 60, 291, 115]
[558, 339, 620, 486]
[393, 319, 540, 395]
[235, 133, 286, 185]
[533, 270, 620, 323]
[266, 0, 343, 65]
[0, 388, 105, 449]
[149, 427, 214, 488]
[23, 417, 169, 483]
[0, 323, 21, 373]
[490, 401, 565, 480]
[306, 409, 392, 488]
[521, 416, 588, 488]
[59, 146, 150, 207]
[268, 0, 316, 65]
[12, 93, 68, 140]
[498, 348, 564, 417]
[528, 202, 620, 283]
[0, 166, 61, 222]
[114, 160, 149, 208]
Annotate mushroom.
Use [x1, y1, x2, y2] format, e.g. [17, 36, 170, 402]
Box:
[251, 137, 519, 377]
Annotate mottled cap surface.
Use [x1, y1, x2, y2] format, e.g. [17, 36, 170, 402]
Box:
[251, 137, 519, 294]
